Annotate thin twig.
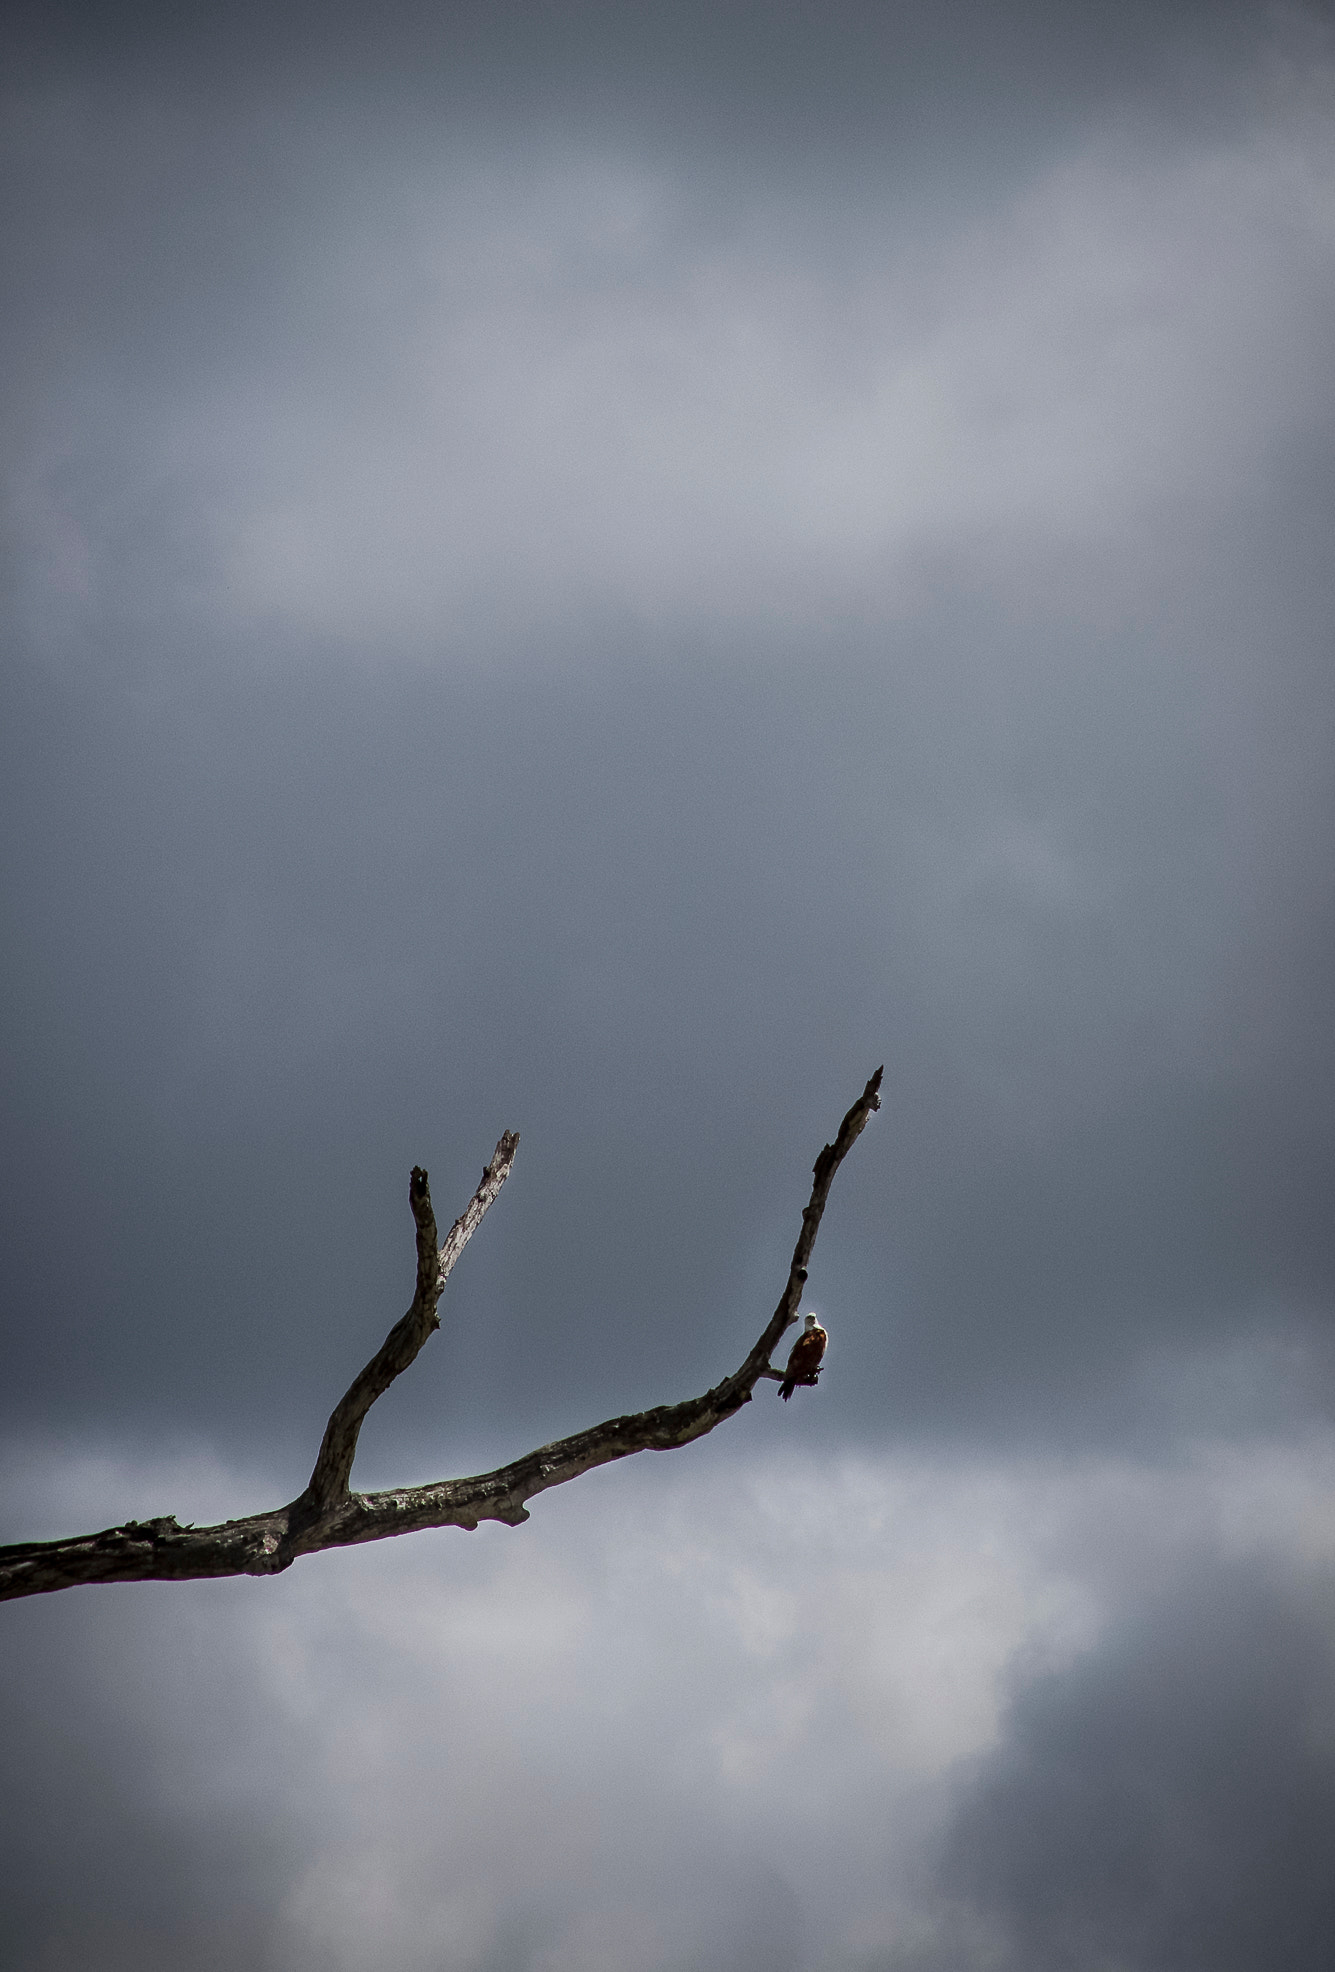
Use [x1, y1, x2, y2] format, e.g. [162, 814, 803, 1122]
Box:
[303, 1134, 519, 1513]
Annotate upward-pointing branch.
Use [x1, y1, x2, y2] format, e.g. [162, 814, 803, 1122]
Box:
[304, 1133, 519, 1513]
[0, 1071, 881, 1602]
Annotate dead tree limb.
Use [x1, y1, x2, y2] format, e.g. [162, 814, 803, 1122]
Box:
[0, 1069, 881, 1601]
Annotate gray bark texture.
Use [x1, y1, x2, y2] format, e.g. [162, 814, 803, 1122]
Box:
[0, 1070, 881, 1601]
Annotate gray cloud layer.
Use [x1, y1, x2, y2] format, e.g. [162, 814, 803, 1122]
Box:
[933, 1563, 1335, 1971]
[4, 6, 1334, 1456]
[3, 4, 1335, 1966]
[4, 1436, 1334, 1971]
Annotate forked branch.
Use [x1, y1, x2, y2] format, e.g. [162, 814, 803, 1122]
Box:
[0, 1071, 881, 1601]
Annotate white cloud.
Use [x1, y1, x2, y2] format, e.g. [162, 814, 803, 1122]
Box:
[198, 113, 1335, 648]
[10, 60, 1335, 664]
[5, 1428, 1333, 1968]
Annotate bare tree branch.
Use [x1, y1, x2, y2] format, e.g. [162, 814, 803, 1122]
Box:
[304, 1134, 520, 1515]
[0, 1071, 881, 1601]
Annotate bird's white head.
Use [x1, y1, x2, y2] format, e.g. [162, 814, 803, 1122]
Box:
[803, 1312, 821, 1330]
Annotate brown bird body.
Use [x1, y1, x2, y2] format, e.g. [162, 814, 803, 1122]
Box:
[779, 1315, 827, 1400]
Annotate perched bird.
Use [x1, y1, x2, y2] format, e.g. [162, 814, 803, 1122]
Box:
[779, 1313, 828, 1401]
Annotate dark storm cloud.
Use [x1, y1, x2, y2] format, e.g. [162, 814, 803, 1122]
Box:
[3, 19, 1335, 1967]
[2, 1, 1334, 1477]
[3, 623, 1331, 1468]
[1, 2, 1268, 151]
[924, 1557, 1335, 1972]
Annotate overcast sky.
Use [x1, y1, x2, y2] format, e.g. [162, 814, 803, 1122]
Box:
[3, 3, 1334, 1967]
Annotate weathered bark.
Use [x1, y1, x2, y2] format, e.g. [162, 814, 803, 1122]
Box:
[0, 1070, 881, 1601]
